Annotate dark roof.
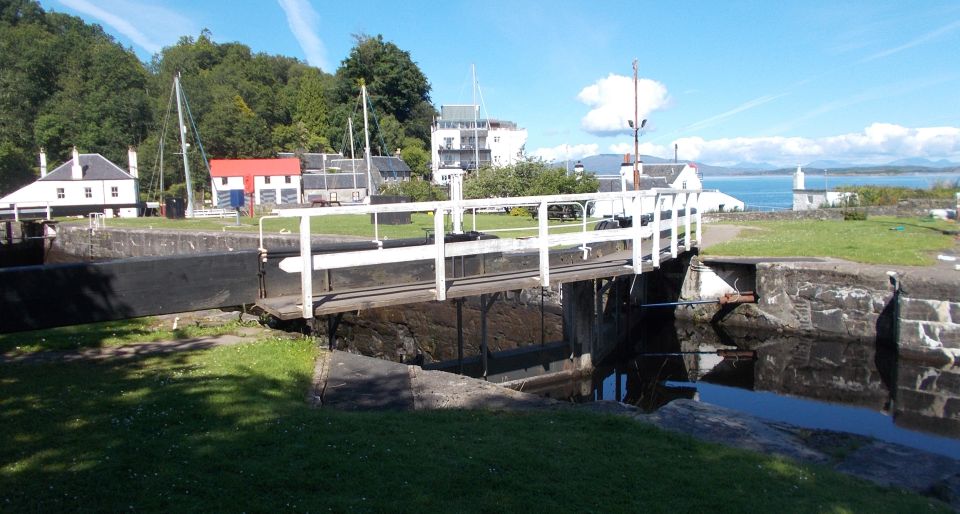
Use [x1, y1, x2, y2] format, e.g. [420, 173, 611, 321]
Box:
[639, 163, 686, 184]
[277, 152, 345, 170]
[40, 154, 133, 181]
[597, 176, 670, 192]
[282, 152, 410, 177]
[302, 172, 369, 190]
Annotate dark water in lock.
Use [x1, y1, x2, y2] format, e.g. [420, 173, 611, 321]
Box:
[575, 317, 960, 459]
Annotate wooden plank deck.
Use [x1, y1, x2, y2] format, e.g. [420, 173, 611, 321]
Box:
[256, 250, 651, 319]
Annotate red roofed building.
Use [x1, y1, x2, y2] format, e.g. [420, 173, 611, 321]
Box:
[209, 158, 301, 207]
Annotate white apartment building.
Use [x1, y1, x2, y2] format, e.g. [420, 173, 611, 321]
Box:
[430, 105, 527, 184]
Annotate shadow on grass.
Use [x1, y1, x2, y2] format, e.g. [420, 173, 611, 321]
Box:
[0, 339, 949, 512]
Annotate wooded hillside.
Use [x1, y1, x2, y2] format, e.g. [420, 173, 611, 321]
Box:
[0, 0, 434, 197]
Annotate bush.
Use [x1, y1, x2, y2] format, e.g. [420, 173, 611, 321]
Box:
[842, 208, 867, 221]
[509, 206, 528, 217]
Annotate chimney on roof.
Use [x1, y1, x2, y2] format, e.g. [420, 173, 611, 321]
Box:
[39, 148, 47, 178]
[674, 143, 678, 164]
[395, 148, 401, 158]
[128, 146, 139, 178]
[71, 146, 82, 180]
[619, 154, 633, 177]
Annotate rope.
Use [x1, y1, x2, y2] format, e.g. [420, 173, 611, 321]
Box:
[364, 93, 397, 179]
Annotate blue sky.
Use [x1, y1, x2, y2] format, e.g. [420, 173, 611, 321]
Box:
[41, 0, 960, 166]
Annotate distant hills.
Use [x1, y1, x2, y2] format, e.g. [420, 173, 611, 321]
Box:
[556, 154, 960, 176]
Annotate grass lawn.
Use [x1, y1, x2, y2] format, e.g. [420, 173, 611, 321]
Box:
[72, 212, 593, 240]
[704, 216, 958, 265]
[0, 317, 256, 354]
[0, 335, 947, 512]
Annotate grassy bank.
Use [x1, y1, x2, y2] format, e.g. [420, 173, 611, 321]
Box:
[0, 316, 255, 354]
[704, 216, 957, 265]
[0, 336, 946, 512]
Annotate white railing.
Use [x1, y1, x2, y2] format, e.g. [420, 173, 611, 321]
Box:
[265, 189, 703, 319]
[88, 212, 105, 230]
[0, 202, 52, 221]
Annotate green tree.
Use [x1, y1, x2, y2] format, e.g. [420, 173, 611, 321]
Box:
[334, 34, 434, 147]
[464, 159, 599, 199]
[0, 141, 34, 194]
[379, 178, 447, 202]
[400, 138, 431, 180]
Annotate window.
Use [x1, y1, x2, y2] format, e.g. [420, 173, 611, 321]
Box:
[681, 181, 687, 189]
[221, 177, 228, 185]
[444, 137, 454, 149]
[57, 188, 65, 199]
[84, 187, 92, 198]
[330, 192, 338, 202]
[493, 136, 500, 143]
[352, 191, 360, 201]
[264, 176, 271, 184]
[111, 186, 118, 198]
[284, 175, 292, 184]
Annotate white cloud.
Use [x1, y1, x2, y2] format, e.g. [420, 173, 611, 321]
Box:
[608, 142, 668, 158]
[59, 0, 194, 54]
[277, 0, 329, 70]
[531, 143, 599, 163]
[577, 74, 669, 136]
[671, 123, 960, 166]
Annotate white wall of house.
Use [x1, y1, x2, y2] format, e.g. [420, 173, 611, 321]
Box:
[488, 127, 527, 167]
[211, 175, 302, 205]
[1, 179, 138, 216]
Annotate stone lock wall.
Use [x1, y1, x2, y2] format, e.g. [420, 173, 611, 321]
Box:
[50, 224, 366, 260]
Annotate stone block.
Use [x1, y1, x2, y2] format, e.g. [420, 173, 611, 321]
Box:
[951, 302, 960, 324]
[810, 308, 845, 334]
[899, 320, 937, 348]
[937, 370, 960, 393]
[899, 298, 942, 322]
[946, 398, 960, 420]
[895, 388, 940, 416]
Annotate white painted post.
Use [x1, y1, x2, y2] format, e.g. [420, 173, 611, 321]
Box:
[299, 215, 313, 319]
[450, 169, 464, 234]
[434, 207, 446, 300]
[695, 192, 702, 246]
[670, 193, 679, 258]
[46, 202, 51, 220]
[631, 194, 643, 274]
[652, 196, 661, 268]
[13, 204, 19, 222]
[538, 201, 550, 287]
[684, 192, 692, 251]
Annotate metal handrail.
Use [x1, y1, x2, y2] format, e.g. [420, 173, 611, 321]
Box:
[272, 189, 703, 319]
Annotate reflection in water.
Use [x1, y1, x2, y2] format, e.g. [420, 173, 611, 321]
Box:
[583, 316, 960, 459]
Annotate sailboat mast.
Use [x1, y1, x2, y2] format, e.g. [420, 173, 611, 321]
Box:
[472, 64, 479, 175]
[348, 116, 357, 190]
[174, 73, 194, 217]
[361, 84, 374, 196]
[632, 59, 639, 191]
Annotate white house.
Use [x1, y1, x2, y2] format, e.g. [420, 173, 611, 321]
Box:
[210, 158, 302, 207]
[0, 147, 140, 219]
[430, 104, 527, 184]
[792, 166, 856, 210]
[594, 156, 743, 217]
